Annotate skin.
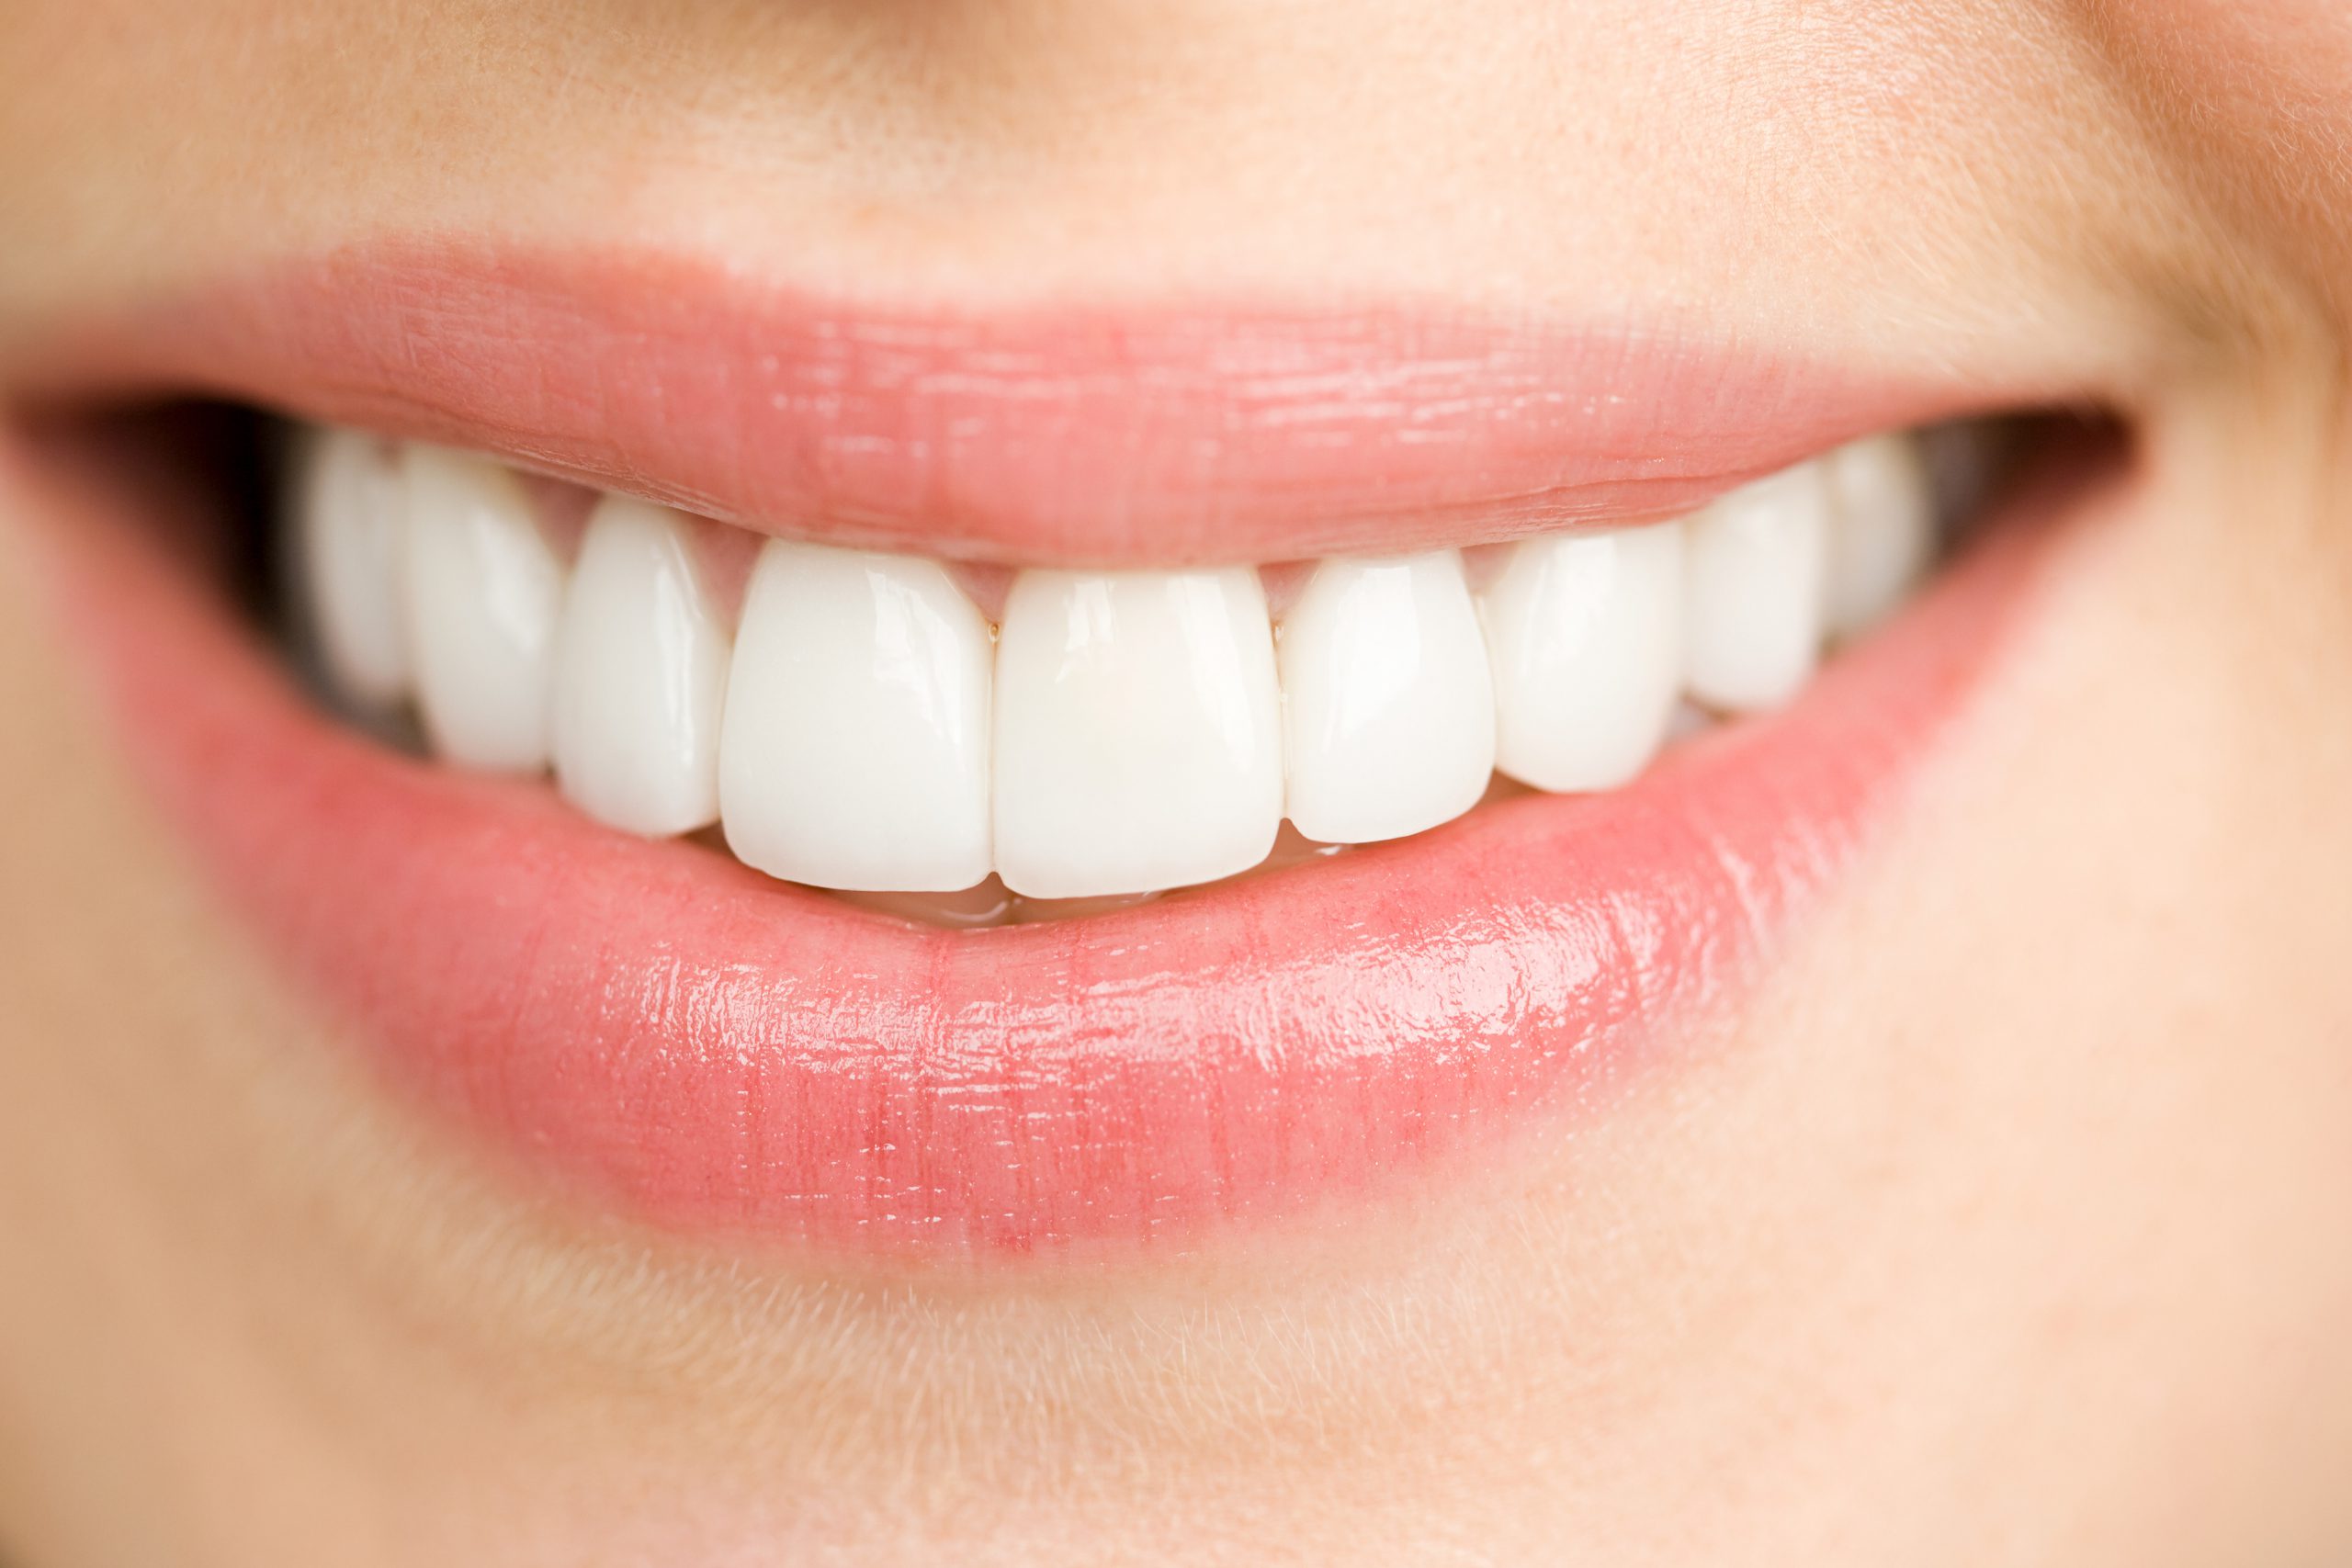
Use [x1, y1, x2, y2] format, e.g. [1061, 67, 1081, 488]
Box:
[4, 1, 2352, 1562]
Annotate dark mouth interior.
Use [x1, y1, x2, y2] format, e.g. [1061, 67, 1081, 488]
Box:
[14, 395, 2129, 925]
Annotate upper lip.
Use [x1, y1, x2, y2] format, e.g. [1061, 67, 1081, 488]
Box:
[6, 238, 2055, 566]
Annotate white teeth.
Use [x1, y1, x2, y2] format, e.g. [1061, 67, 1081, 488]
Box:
[992, 568, 1283, 898]
[1824, 434, 1936, 639]
[289, 427, 410, 705]
[296, 418, 1962, 904]
[550, 496, 730, 837]
[1279, 551, 1495, 843]
[399, 445, 566, 773]
[1481, 523, 1685, 793]
[719, 540, 994, 892]
[1681, 462, 1832, 714]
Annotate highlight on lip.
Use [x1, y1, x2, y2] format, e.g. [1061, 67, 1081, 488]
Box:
[281, 418, 1972, 920]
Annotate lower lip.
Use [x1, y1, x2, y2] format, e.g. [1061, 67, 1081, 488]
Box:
[11, 421, 2068, 1262]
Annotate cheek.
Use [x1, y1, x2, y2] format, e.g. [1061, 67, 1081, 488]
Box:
[2081, 0, 2352, 277]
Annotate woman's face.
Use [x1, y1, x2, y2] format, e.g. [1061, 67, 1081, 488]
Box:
[4, 2, 2350, 1562]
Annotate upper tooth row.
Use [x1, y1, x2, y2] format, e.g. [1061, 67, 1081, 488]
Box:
[289, 430, 1936, 897]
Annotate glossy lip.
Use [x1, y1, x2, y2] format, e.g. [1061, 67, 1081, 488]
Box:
[2, 247, 2089, 1259]
[2, 242, 2056, 566]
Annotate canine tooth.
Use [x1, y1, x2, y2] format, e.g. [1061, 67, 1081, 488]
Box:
[720, 541, 993, 892]
[1825, 434, 1935, 637]
[1482, 524, 1684, 792]
[1280, 551, 1495, 843]
[550, 497, 729, 836]
[290, 425, 409, 705]
[993, 569, 1282, 898]
[399, 445, 566, 772]
[1682, 462, 1831, 713]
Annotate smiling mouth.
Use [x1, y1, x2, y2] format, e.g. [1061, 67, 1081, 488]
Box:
[3, 241, 2127, 1258]
[282, 412, 1992, 923]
